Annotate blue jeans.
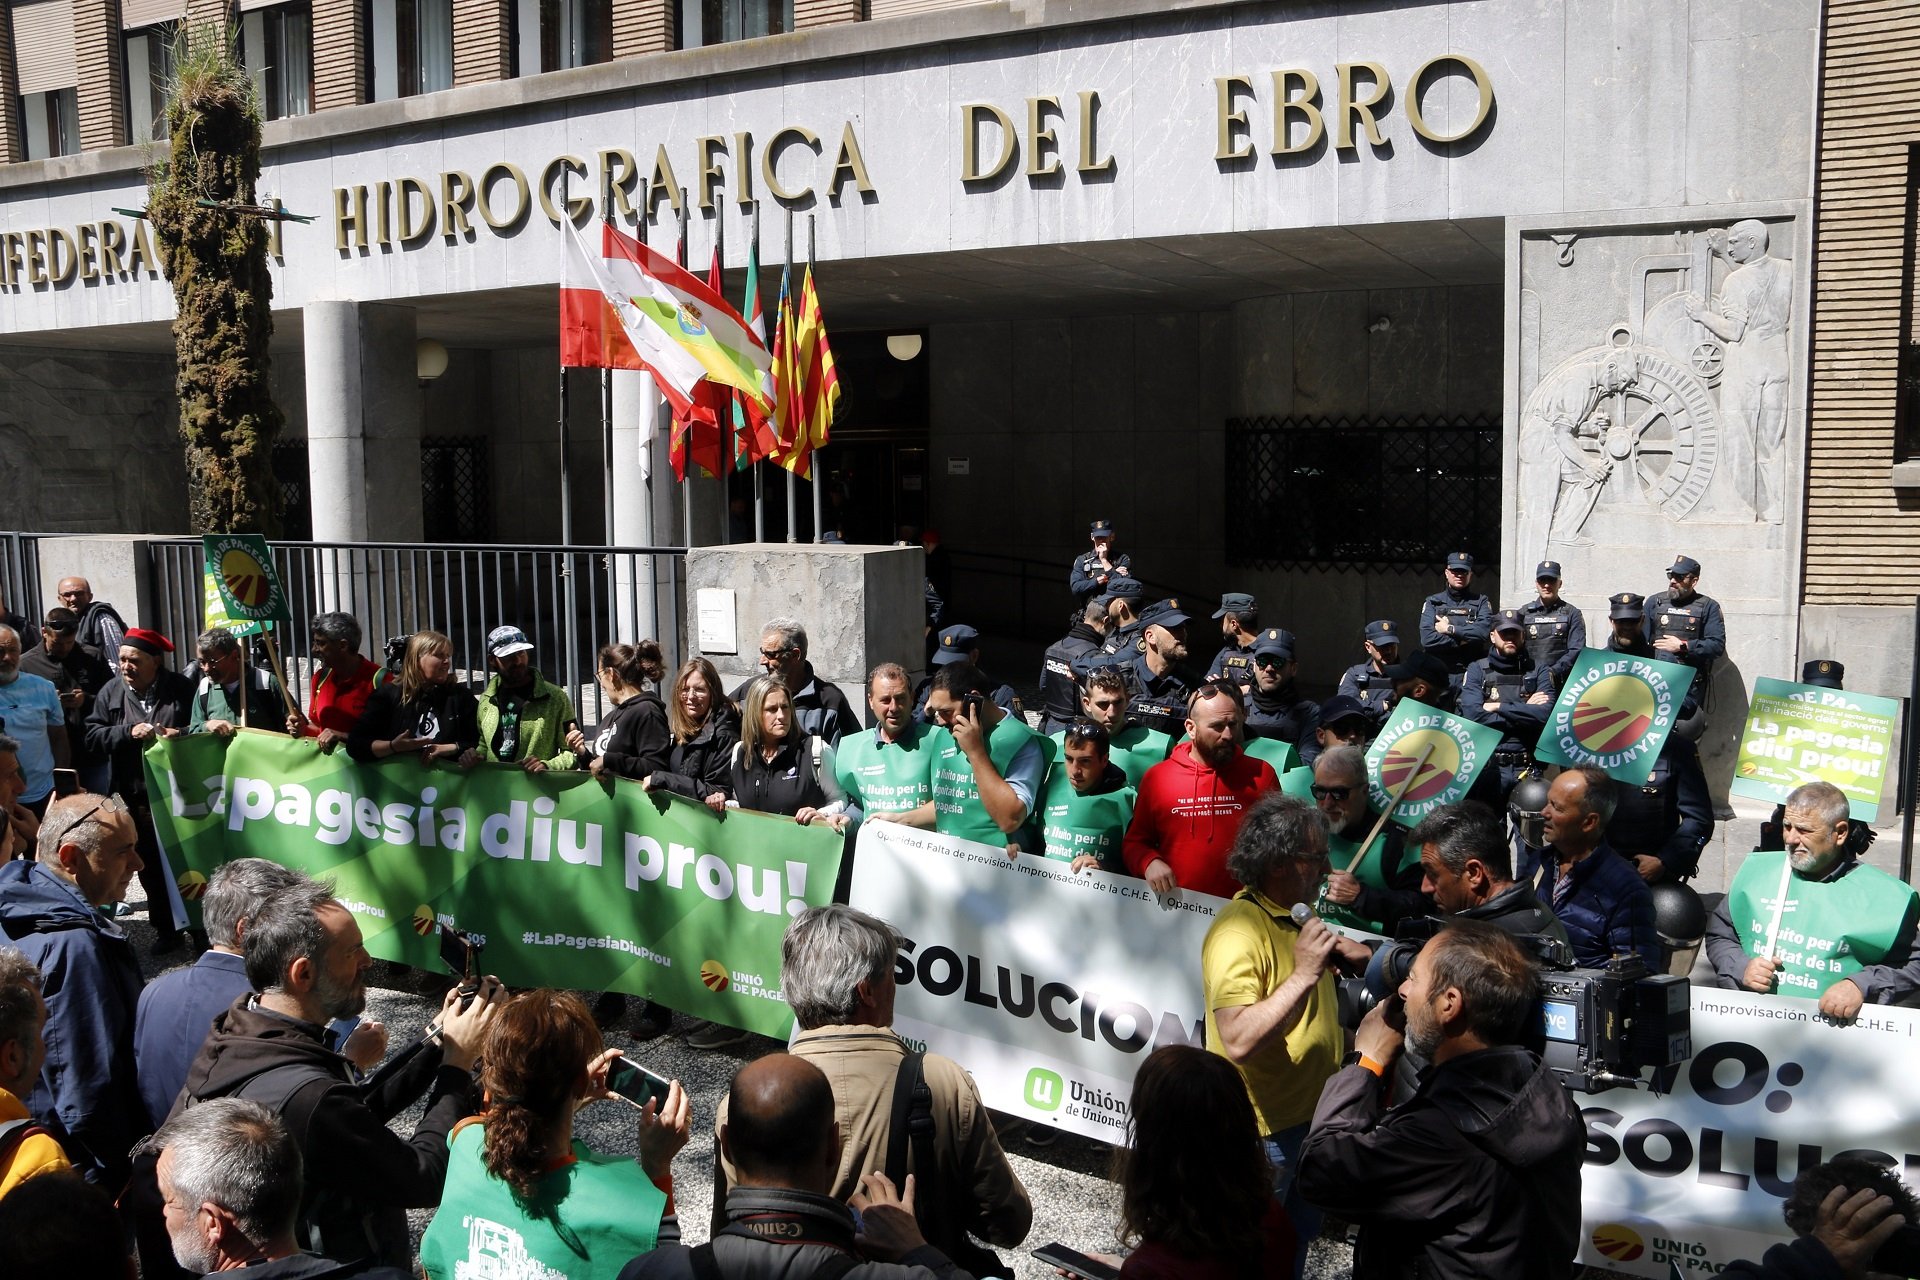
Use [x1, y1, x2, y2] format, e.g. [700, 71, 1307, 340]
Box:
[1264, 1123, 1319, 1278]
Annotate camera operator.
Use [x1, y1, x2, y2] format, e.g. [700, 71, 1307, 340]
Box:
[1724, 1156, 1918, 1280]
[1297, 921, 1585, 1279]
[1407, 802, 1567, 943]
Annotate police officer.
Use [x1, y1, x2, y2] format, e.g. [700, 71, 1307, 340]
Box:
[1069, 518, 1132, 602]
[1603, 592, 1654, 657]
[1383, 648, 1456, 713]
[1610, 733, 1715, 884]
[1094, 578, 1146, 662]
[1038, 600, 1109, 734]
[1643, 555, 1726, 682]
[913, 624, 1018, 720]
[1337, 619, 1403, 728]
[1419, 551, 1493, 688]
[1124, 598, 1193, 736]
[1243, 627, 1322, 767]
[1461, 609, 1555, 802]
[1520, 560, 1586, 690]
[1206, 592, 1260, 689]
[1315, 695, 1377, 754]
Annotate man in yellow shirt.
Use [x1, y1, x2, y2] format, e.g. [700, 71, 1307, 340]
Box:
[0, 947, 69, 1199]
[1204, 794, 1370, 1276]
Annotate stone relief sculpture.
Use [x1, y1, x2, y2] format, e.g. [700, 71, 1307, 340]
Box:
[1516, 218, 1794, 564]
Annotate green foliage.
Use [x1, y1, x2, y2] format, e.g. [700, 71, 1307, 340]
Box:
[147, 24, 283, 535]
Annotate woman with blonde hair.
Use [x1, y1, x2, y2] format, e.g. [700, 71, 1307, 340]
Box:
[729, 676, 851, 831]
[421, 989, 690, 1279]
[645, 657, 740, 814]
[346, 630, 478, 762]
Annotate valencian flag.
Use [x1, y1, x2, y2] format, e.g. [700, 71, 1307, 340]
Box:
[772, 263, 841, 480]
[730, 236, 778, 471]
[558, 218, 772, 419]
[1363, 700, 1503, 827]
[1536, 648, 1695, 785]
[668, 246, 732, 481]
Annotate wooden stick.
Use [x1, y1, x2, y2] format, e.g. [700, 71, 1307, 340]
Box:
[257, 625, 301, 723]
[1762, 851, 1795, 961]
[1344, 740, 1437, 874]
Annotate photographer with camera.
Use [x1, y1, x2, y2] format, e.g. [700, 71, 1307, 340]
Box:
[1705, 780, 1919, 1018]
[1298, 921, 1585, 1279]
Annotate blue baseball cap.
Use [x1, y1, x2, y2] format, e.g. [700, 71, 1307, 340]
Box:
[933, 624, 980, 666]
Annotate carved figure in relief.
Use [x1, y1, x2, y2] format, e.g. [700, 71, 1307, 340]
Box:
[1684, 220, 1792, 523]
[1518, 349, 1640, 552]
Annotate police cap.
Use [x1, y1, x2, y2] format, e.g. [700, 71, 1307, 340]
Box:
[1608, 592, 1645, 621]
[932, 624, 980, 666]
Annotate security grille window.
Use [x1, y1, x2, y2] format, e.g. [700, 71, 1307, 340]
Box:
[678, 0, 790, 48]
[421, 437, 491, 542]
[238, 2, 312, 121]
[513, 0, 608, 74]
[367, 0, 453, 100]
[124, 22, 179, 143]
[1224, 416, 1503, 569]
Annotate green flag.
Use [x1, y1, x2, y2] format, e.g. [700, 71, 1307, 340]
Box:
[1363, 699, 1503, 827]
[1535, 648, 1695, 784]
[144, 731, 844, 1038]
[1732, 677, 1898, 820]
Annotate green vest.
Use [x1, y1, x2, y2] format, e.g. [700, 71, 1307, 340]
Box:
[1319, 815, 1406, 934]
[1726, 852, 1919, 996]
[1279, 765, 1316, 801]
[1039, 766, 1136, 871]
[1243, 736, 1301, 776]
[833, 722, 936, 816]
[1052, 726, 1171, 788]
[420, 1123, 666, 1280]
[934, 716, 1047, 846]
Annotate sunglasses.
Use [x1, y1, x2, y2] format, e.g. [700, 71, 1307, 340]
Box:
[758, 647, 794, 661]
[1310, 785, 1353, 801]
[1253, 654, 1287, 668]
[1192, 680, 1241, 702]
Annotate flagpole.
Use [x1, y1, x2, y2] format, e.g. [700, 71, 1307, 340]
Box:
[717, 207, 731, 545]
[601, 185, 615, 546]
[785, 208, 797, 545]
[677, 189, 693, 551]
[752, 202, 766, 543]
[558, 170, 574, 549]
[808, 214, 824, 545]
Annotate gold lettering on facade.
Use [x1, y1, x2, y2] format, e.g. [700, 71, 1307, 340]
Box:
[597, 148, 640, 220]
[478, 162, 530, 230]
[441, 171, 477, 240]
[961, 103, 1017, 182]
[334, 188, 359, 251]
[1215, 75, 1254, 161]
[398, 178, 435, 244]
[761, 126, 818, 202]
[1270, 69, 1324, 155]
[1026, 96, 1063, 178]
[46, 228, 76, 284]
[829, 123, 873, 200]
[25, 230, 45, 285]
[0, 232, 18, 287]
[647, 146, 683, 219]
[375, 180, 393, 246]
[733, 131, 755, 208]
[76, 223, 98, 282]
[127, 220, 157, 277]
[697, 136, 729, 211]
[538, 155, 590, 225]
[1076, 90, 1114, 175]
[98, 223, 124, 277]
[1335, 61, 1390, 149]
[1404, 54, 1494, 143]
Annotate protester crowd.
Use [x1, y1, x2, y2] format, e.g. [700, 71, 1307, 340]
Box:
[0, 540, 1912, 1280]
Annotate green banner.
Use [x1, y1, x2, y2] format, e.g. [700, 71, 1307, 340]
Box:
[1363, 699, 1503, 827]
[143, 730, 843, 1037]
[1535, 648, 1695, 785]
[202, 533, 291, 625]
[1731, 678, 1899, 820]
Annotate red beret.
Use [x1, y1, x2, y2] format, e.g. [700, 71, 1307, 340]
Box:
[122, 628, 174, 656]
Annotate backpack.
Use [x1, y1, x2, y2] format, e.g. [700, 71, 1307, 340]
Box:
[885, 1052, 1012, 1279]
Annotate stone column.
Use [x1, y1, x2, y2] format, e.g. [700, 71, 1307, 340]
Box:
[611, 0, 670, 58]
[452, 0, 510, 85]
[304, 301, 423, 609]
[794, 0, 861, 30]
[610, 369, 661, 650]
[74, 0, 127, 151]
[311, 0, 367, 111]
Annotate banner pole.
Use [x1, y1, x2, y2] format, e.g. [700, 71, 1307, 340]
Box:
[785, 209, 797, 544]
[257, 626, 300, 721]
[1762, 853, 1795, 961]
[601, 187, 615, 546]
[1344, 740, 1436, 876]
[678, 191, 694, 551]
[558, 170, 574, 547]
[808, 214, 823, 544]
[1904, 593, 1919, 885]
[717, 207, 731, 545]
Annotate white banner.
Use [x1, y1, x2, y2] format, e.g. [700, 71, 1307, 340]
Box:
[1577, 989, 1920, 1274]
[849, 822, 1225, 1143]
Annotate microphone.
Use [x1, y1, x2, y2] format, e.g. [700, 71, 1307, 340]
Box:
[1291, 902, 1314, 927]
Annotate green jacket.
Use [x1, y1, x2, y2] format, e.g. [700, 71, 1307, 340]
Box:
[475, 671, 578, 769]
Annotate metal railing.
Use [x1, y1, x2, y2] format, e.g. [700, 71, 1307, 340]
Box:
[0, 532, 44, 622]
[146, 539, 687, 725]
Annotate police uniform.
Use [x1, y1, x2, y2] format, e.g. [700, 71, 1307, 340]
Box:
[1093, 578, 1146, 662]
[1070, 519, 1133, 601]
[1038, 616, 1106, 734]
[1337, 619, 1403, 729]
[1460, 611, 1554, 802]
[1643, 555, 1727, 679]
[1206, 592, 1260, 689]
[1419, 553, 1492, 684]
[1607, 735, 1714, 881]
[1603, 593, 1654, 659]
[913, 624, 1019, 721]
[1520, 560, 1586, 690]
[1243, 628, 1322, 767]
[1122, 598, 1193, 736]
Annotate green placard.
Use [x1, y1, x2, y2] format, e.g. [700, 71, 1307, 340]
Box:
[1362, 699, 1504, 827]
[202, 533, 291, 625]
[201, 565, 264, 638]
[1731, 677, 1899, 820]
[1535, 648, 1695, 785]
[143, 730, 844, 1038]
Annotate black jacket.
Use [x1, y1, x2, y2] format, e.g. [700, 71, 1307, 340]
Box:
[583, 692, 673, 780]
[732, 735, 828, 818]
[169, 996, 475, 1268]
[1299, 1045, 1585, 1280]
[345, 680, 480, 761]
[1721, 1237, 1848, 1280]
[649, 705, 742, 802]
[84, 669, 196, 797]
[20, 640, 112, 765]
[1457, 880, 1570, 943]
[730, 663, 859, 748]
[1245, 681, 1322, 766]
[618, 1186, 969, 1280]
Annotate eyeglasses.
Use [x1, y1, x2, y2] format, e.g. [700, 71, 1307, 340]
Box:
[1309, 785, 1353, 801]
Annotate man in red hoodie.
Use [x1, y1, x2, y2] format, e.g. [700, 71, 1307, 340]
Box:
[1122, 681, 1278, 898]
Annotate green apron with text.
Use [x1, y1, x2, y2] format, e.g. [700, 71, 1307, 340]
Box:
[1726, 851, 1918, 995]
[834, 723, 936, 816]
[935, 717, 1046, 847]
[1039, 767, 1136, 871]
[1319, 816, 1405, 934]
[1053, 726, 1171, 788]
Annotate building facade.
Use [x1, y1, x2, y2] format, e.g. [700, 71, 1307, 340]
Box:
[0, 0, 1909, 770]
